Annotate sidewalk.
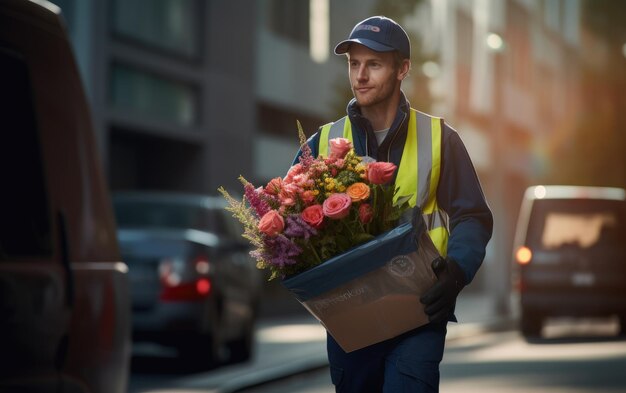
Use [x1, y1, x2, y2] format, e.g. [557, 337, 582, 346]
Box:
[175, 290, 514, 393]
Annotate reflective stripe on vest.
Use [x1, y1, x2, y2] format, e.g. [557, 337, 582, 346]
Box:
[319, 110, 448, 256]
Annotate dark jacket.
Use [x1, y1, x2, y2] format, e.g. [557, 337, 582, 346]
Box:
[294, 93, 493, 285]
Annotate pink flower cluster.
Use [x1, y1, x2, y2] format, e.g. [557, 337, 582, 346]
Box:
[222, 136, 407, 280]
[255, 139, 396, 237]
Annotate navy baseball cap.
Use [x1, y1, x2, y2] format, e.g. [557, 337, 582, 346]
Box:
[334, 16, 410, 59]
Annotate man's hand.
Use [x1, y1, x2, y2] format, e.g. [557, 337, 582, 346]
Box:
[420, 257, 466, 323]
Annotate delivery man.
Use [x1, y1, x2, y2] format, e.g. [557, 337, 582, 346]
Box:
[294, 15, 493, 392]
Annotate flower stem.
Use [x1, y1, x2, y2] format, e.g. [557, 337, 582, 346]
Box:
[308, 241, 323, 264]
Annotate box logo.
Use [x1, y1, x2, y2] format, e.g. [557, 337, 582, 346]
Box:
[310, 286, 368, 312]
[386, 255, 415, 277]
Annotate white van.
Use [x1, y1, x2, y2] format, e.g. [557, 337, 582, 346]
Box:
[512, 185, 626, 336]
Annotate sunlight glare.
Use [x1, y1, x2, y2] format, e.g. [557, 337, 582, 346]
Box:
[258, 324, 327, 343]
[310, 0, 329, 63]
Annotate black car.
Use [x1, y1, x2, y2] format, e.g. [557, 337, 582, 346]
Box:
[512, 185, 626, 337]
[112, 191, 262, 364]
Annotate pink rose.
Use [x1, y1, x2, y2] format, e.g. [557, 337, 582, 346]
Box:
[329, 138, 352, 159]
[358, 203, 373, 224]
[301, 204, 324, 228]
[258, 210, 284, 236]
[366, 162, 397, 185]
[323, 193, 352, 219]
[264, 177, 283, 195]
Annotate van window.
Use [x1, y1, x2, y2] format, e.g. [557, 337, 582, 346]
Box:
[0, 48, 52, 259]
[527, 199, 626, 252]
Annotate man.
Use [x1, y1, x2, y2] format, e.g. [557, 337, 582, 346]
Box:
[295, 16, 493, 392]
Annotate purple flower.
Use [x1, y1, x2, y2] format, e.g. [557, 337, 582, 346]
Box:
[298, 140, 315, 170]
[263, 235, 302, 268]
[284, 214, 318, 239]
[244, 183, 271, 218]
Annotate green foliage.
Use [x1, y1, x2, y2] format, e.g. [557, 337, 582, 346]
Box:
[218, 185, 262, 248]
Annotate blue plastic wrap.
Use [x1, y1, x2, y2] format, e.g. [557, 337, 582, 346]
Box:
[281, 214, 440, 352]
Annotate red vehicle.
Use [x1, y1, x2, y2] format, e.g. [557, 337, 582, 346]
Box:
[0, 1, 131, 392]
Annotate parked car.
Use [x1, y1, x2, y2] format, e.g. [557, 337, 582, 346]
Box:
[0, 1, 131, 392]
[512, 185, 626, 337]
[112, 191, 262, 364]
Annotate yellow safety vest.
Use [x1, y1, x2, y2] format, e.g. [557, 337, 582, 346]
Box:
[318, 109, 449, 256]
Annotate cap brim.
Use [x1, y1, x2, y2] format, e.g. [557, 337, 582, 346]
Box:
[334, 38, 396, 55]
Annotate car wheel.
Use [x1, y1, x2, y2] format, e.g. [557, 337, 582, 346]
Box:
[520, 308, 542, 337]
[227, 318, 255, 363]
[619, 315, 626, 336]
[177, 331, 220, 367]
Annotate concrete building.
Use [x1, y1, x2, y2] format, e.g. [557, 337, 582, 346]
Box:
[52, 0, 377, 194]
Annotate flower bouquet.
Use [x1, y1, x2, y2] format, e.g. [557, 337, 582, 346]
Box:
[219, 123, 439, 352]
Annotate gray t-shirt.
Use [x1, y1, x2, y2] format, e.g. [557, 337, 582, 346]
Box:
[374, 128, 389, 145]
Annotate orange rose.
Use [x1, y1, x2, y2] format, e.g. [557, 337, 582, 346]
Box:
[346, 182, 370, 202]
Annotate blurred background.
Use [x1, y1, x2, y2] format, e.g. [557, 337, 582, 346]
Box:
[49, 0, 626, 315]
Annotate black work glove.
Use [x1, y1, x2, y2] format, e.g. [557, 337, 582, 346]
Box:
[420, 257, 466, 323]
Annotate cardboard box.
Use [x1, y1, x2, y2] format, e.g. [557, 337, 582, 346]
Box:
[282, 220, 439, 352]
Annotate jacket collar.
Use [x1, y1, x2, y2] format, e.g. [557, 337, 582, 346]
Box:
[346, 91, 411, 161]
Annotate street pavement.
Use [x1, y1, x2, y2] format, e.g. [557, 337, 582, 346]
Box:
[129, 289, 514, 393]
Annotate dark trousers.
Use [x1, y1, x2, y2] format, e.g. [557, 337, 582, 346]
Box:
[327, 321, 447, 392]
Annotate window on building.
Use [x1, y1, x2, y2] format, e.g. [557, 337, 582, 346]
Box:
[542, 0, 561, 32]
[257, 101, 325, 138]
[0, 49, 52, 259]
[111, 0, 201, 58]
[110, 63, 198, 126]
[109, 128, 203, 191]
[268, 0, 310, 47]
[456, 11, 473, 116]
[508, 3, 532, 88]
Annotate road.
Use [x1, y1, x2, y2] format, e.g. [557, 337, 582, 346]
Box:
[128, 313, 328, 393]
[128, 291, 505, 393]
[129, 291, 626, 393]
[238, 318, 626, 393]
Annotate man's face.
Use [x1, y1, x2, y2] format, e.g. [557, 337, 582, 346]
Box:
[347, 44, 407, 110]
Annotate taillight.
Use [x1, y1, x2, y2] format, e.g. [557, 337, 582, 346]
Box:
[159, 255, 212, 302]
[196, 278, 211, 295]
[194, 255, 211, 274]
[515, 246, 532, 265]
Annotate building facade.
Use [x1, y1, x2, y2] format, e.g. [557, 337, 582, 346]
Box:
[52, 0, 378, 194]
[413, 0, 583, 308]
